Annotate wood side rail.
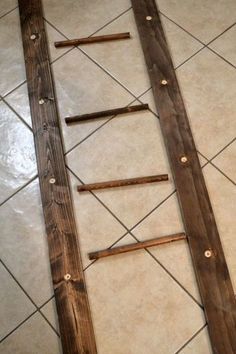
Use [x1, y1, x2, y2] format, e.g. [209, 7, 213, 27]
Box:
[65, 104, 149, 124]
[89, 233, 187, 260]
[77, 174, 168, 192]
[55, 32, 131, 48]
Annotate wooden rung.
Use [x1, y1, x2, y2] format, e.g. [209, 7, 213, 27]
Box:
[88, 233, 187, 260]
[65, 104, 149, 124]
[55, 32, 131, 48]
[77, 174, 168, 192]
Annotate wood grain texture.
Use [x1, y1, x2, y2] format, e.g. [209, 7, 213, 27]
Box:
[18, 1, 97, 353]
[55, 32, 131, 48]
[65, 104, 149, 124]
[89, 233, 186, 260]
[131, 1, 236, 353]
[77, 174, 168, 192]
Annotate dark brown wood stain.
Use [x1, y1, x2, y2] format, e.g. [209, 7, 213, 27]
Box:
[77, 174, 168, 192]
[18, 1, 97, 353]
[131, 1, 236, 353]
[89, 233, 186, 260]
[55, 32, 131, 48]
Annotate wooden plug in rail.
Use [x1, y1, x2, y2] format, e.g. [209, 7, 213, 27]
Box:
[89, 233, 186, 260]
[77, 174, 168, 192]
[132, 1, 236, 352]
[55, 32, 131, 48]
[18, 1, 97, 353]
[65, 103, 149, 124]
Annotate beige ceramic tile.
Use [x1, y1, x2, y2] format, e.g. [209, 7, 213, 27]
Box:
[132, 193, 200, 302]
[0, 9, 26, 96]
[176, 49, 236, 159]
[43, 0, 130, 38]
[0, 0, 17, 17]
[0, 263, 35, 340]
[67, 108, 174, 228]
[203, 164, 236, 292]
[0, 179, 54, 306]
[41, 299, 60, 335]
[69, 172, 127, 268]
[85, 234, 204, 354]
[180, 327, 212, 354]
[157, 0, 236, 43]
[212, 141, 236, 183]
[139, 89, 157, 115]
[45, 21, 70, 62]
[52, 49, 134, 152]
[81, 10, 202, 97]
[0, 101, 36, 204]
[0, 313, 62, 354]
[210, 25, 236, 67]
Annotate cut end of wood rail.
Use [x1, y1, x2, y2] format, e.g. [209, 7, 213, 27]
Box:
[55, 32, 131, 48]
[77, 174, 168, 192]
[65, 103, 149, 124]
[88, 233, 186, 260]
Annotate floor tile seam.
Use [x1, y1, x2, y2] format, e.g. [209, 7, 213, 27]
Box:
[0, 259, 39, 309]
[64, 96, 138, 156]
[208, 161, 236, 186]
[0, 174, 38, 208]
[0, 309, 38, 344]
[2, 80, 27, 99]
[128, 232, 203, 308]
[174, 323, 207, 354]
[0, 5, 18, 21]
[1, 96, 33, 132]
[209, 137, 236, 162]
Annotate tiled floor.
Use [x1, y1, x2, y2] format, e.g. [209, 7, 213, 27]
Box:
[0, 1, 235, 353]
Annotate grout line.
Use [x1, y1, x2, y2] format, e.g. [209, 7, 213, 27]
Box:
[1, 96, 33, 132]
[206, 22, 236, 46]
[66, 166, 203, 306]
[38, 310, 60, 337]
[209, 161, 236, 186]
[0, 310, 38, 344]
[209, 138, 236, 162]
[2, 80, 27, 99]
[174, 323, 207, 354]
[64, 97, 138, 156]
[0, 174, 38, 207]
[0, 5, 18, 21]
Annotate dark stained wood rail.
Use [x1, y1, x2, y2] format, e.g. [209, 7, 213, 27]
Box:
[89, 233, 186, 260]
[65, 103, 149, 124]
[55, 32, 131, 48]
[77, 174, 168, 192]
[131, 1, 236, 353]
[18, 1, 97, 353]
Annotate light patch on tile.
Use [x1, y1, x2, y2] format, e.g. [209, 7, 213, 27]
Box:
[0, 101, 36, 204]
[81, 10, 202, 97]
[43, 0, 130, 38]
[41, 299, 60, 335]
[0, 0, 17, 18]
[210, 25, 236, 67]
[0, 179, 54, 306]
[67, 109, 174, 228]
[0, 263, 35, 340]
[86, 235, 204, 354]
[203, 164, 236, 292]
[69, 172, 127, 268]
[132, 193, 200, 302]
[156, 0, 236, 43]
[212, 141, 236, 183]
[0, 9, 26, 96]
[179, 327, 212, 354]
[52, 49, 134, 152]
[0, 313, 62, 354]
[176, 49, 236, 159]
